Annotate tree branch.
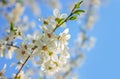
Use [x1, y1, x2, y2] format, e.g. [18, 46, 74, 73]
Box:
[14, 50, 34, 79]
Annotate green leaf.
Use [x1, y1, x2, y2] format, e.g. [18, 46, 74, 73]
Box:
[58, 18, 64, 25]
[10, 22, 14, 31]
[69, 16, 77, 20]
[73, 10, 85, 15]
[2, 0, 7, 4]
[75, 1, 83, 8]
[10, 22, 17, 32]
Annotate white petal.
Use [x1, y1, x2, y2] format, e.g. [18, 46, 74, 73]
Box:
[60, 13, 67, 18]
[61, 23, 66, 28]
[64, 52, 70, 58]
[3, 64, 7, 70]
[41, 25, 48, 33]
[66, 35, 71, 40]
[63, 28, 69, 34]
[52, 54, 58, 61]
[53, 9, 60, 17]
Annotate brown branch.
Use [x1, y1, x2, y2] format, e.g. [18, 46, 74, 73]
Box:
[14, 50, 34, 79]
[6, 43, 19, 48]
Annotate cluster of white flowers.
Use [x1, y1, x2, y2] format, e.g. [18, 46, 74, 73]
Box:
[13, 27, 70, 75]
[0, 0, 101, 79]
[2, 8, 70, 77]
[0, 26, 22, 59]
[29, 9, 70, 75]
[51, 0, 101, 79]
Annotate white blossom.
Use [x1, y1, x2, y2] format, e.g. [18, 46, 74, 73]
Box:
[14, 43, 30, 62]
[53, 9, 67, 27]
[35, 27, 71, 75]
[0, 64, 7, 79]
[0, 42, 5, 57]
[5, 3, 24, 23]
[13, 71, 30, 79]
[59, 28, 71, 47]
[6, 46, 16, 59]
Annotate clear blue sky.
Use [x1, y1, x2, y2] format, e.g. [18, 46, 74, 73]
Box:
[0, 0, 120, 79]
[77, 0, 120, 79]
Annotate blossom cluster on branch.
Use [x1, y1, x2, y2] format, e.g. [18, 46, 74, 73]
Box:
[0, 0, 101, 79]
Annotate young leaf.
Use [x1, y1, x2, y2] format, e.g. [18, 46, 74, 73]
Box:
[10, 22, 14, 31]
[73, 10, 85, 15]
[10, 22, 17, 32]
[69, 16, 77, 20]
[58, 18, 64, 25]
[75, 1, 83, 8]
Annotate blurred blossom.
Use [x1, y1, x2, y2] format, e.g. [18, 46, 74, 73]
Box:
[4, 2, 24, 23]
[41, 0, 61, 9]
[0, 64, 7, 79]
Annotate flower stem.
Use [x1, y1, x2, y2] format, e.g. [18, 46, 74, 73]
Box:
[53, 5, 76, 32]
[14, 50, 34, 79]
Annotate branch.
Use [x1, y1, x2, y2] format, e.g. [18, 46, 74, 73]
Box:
[53, 6, 76, 32]
[53, 1, 85, 32]
[14, 50, 34, 79]
[6, 43, 19, 49]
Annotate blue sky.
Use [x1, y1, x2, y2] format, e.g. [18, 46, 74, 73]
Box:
[77, 0, 120, 79]
[0, 0, 120, 79]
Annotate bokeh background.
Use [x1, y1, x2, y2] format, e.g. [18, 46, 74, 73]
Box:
[78, 0, 120, 79]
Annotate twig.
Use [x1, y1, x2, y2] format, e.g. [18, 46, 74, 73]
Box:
[14, 50, 34, 78]
[6, 43, 19, 48]
[53, 6, 76, 32]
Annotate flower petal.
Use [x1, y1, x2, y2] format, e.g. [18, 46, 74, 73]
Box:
[53, 8, 60, 17]
[60, 13, 67, 18]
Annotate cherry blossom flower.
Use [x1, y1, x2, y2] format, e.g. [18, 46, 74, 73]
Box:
[0, 42, 5, 57]
[5, 3, 24, 23]
[58, 28, 71, 50]
[0, 64, 7, 79]
[13, 71, 29, 79]
[14, 43, 30, 62]
[53, 9, 67, 27]
[6, 46, 16, 59]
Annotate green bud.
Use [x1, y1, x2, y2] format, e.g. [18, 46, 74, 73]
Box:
[75, 1, 83, 8]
